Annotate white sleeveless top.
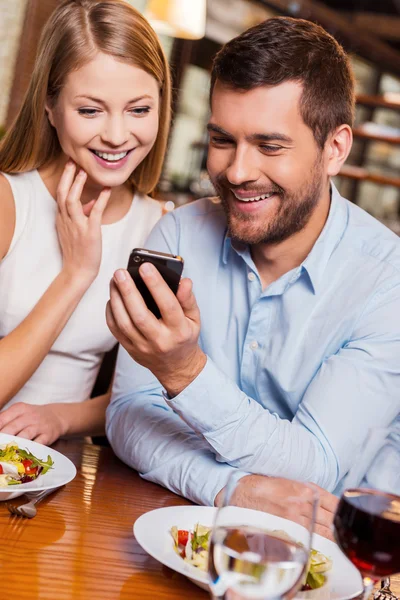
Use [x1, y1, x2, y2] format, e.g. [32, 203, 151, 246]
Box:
[0, 170, 162, 409]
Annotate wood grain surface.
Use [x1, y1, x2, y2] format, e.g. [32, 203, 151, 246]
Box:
[0, 438, 399, 600]
[0, 438, 207, 600]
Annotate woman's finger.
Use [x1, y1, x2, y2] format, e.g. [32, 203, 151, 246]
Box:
[0, 403, 27, 430]
[0, 416, 28, 436]
[35, 433, 51, 445]
[89, 187, 111, 223]
[65, 169, 87, 221]
[56, 161, 76, 216]
[16, 426, 38, 440]
[82, 199, 96, 217]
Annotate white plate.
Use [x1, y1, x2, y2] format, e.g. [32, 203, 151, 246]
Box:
[0, 433, 77, 500]
[134, 505, 363, 599]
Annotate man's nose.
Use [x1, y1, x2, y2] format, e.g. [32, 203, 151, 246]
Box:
[225, 147, 258, 186]
[101, 116, 129, 147]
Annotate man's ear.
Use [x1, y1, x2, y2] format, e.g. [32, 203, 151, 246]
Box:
[45, 99, 56, 128]
[325, 125, 353, 177]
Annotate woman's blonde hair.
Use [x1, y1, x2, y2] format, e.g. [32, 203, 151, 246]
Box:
[0, 0, 171, 195]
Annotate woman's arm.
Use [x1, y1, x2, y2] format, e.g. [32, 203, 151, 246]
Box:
[56, 392, 111, 438]
[0, 165, 111, 409]
[0, 391, 111, 445]
[0, 270, 97, 409]
[0, 174, 15, 260]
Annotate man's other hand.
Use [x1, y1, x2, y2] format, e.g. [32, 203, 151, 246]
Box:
[215, 475, 338, 540]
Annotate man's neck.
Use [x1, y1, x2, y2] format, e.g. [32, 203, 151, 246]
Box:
[251, 184, 331, 290]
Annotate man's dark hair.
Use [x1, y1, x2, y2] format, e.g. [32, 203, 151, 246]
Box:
[211, 17, 355, 149]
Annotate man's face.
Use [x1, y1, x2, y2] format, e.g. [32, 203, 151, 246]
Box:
[207, 80, 327, 246]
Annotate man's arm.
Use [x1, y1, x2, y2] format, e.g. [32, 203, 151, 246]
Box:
[107, 210, 400, 494]
[163, 280, 400, 491]
[106, 345, 246, 506]
[105, 211, 246, 507]
[107, 349, 338, 538]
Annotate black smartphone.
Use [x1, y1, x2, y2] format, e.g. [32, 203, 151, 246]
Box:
[127, 248, 184, 319]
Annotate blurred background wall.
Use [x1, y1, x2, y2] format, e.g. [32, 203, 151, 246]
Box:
[1, 0, 400, 232]
[0, 0, 27, 128]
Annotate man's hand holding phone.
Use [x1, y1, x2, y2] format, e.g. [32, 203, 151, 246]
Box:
[106, 256, 207, 397]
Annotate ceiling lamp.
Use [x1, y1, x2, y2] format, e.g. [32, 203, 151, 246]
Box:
[146, 0, 207, 40]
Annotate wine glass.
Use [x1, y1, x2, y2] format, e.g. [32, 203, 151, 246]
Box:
[333, 425, 400, 600]
[208, 474, 319, 600]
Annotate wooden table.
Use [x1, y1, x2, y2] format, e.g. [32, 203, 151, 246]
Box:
[0, 438, 208, 600]
[0, 438, 399, 600]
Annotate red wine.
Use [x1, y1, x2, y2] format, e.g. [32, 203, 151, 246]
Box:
[334, 488, 400, 579]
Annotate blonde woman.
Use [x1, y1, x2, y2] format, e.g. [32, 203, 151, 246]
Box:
[0, 0, 171, 444]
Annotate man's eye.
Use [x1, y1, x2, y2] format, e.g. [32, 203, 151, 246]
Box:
[211, 137, 232, 145]
[129, 107, 151, 116]
[77, 108, 100, 117]
[260, 145, 282, 152]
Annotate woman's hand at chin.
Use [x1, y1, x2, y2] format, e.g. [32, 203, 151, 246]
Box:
[0, 402, 68, 446]
[56, 160, 111, 288]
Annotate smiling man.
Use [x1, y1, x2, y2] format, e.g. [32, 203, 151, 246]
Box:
[105, 18, 400, 536]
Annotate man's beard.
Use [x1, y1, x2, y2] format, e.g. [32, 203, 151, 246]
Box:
[214, 157, 324, 246]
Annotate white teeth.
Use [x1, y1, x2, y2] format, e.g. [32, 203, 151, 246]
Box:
[93, 150, 129, 162]
[233, 191, 275, 202]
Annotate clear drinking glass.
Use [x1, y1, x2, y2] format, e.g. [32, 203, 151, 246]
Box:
[208, 474, 319, 600]
[333, 425, 400, 600]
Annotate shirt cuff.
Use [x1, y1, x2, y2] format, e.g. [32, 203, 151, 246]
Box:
[211, 469, 250, 506]
[163, 356, 247, 434]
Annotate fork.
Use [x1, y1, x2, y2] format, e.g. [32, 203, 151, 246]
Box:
[374, 578, 399, 600]
[6, 487, 58, 518]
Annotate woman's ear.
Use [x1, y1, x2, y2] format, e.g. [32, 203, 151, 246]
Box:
[325, 125, 353, 177]
[45, 100, 56, 128]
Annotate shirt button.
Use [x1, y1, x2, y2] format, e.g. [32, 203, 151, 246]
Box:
[250, 341, 259, 350]
[248, 272, 256, 282]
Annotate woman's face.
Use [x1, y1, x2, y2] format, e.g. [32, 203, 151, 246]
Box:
[46, 52, 160, 188]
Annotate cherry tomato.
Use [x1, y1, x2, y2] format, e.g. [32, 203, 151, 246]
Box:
[0, 464, 3, 474]
[22, 459, 38, 476]
[177, 530, 189, 547]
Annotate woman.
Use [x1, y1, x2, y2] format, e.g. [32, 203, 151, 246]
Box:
[0, 0, 171, 444]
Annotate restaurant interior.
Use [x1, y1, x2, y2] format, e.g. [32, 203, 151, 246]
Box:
[0, 1, 400, 599]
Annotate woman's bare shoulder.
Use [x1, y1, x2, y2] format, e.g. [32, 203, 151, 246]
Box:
[0, 173, 16, 260]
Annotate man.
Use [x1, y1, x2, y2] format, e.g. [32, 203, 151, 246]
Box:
[105, 17, 400, 538]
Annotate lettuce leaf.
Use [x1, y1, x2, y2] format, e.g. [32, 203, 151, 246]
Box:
[306, 571, 326, 589]
[16, 448, 54, 474]
[191, 524, 211, 552]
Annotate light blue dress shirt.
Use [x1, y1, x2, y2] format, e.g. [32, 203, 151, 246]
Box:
[106, 185, 400, 506]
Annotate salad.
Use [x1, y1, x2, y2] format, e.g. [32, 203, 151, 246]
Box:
[0, 443, 54, 487]
[171, 523, 332, 591]
[171, 523, 211, 571]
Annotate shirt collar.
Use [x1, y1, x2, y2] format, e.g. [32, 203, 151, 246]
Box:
[301, 183, 348, 293]
[222, 232, 232, 264]
[222, 183, 349, 293]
